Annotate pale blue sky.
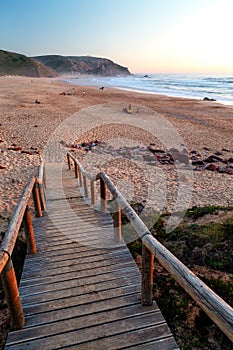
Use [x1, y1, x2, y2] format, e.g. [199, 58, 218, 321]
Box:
[1, 0, 233, 74]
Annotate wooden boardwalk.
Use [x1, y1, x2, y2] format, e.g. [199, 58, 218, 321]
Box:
[5, 164, 179, 349]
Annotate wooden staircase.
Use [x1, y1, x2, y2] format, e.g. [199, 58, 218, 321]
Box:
[5, 163, 179, 349]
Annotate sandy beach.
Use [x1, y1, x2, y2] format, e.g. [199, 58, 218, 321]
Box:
[0, 76, 233, 232]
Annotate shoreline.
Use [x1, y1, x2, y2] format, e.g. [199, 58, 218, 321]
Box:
[0, 76, 233, 230]
[64, 74, 233, 106]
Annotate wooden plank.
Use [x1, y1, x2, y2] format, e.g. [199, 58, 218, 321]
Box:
[6, 322, 175, 350]
[6, 308, 165, 348]
[20, 275, 140, 305]
[19, 266, 140, 297]
[22, 251, 133, 275]
[20, 257, 136, 282]
[19, 293, 142, 329]
[19, 260, 137, 288]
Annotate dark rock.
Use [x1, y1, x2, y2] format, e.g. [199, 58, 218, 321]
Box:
[147, 146, 165, 153]
[192, 159, 205, 166]
[214, 151, 222, 156]
[217, 167, 226, 173]
[204, 155, 223, 163]
[205, 163, 217, 171]
[168, 149, 189, 164]
[21, 150, 33, 155]
[203, 97, 216, 101]
[143, 154, 155, 162]
[8, 147, 22, 151]
[225, 167, 233, 175]
[222, 148, 230, 152]
[228, 157, 233, 163]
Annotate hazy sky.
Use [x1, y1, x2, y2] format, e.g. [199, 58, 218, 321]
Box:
[1, 0, 233, 74]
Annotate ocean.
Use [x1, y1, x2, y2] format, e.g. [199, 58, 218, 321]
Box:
[66, 74, 233, 105]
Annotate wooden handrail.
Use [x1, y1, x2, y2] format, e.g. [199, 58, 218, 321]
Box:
[0, 162, 46, 329]
[1, 177, 36, 257]
[67, 151, 233, 342]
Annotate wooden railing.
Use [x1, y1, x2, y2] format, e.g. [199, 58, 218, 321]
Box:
[67, 151, 233, 342]
[0, 161, 46, 330]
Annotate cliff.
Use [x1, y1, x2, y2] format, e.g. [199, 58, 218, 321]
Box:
[33, 55, 131, 76]
[0, 50, 57, 77]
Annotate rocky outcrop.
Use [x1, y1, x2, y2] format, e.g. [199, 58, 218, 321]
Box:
[0, 50, 57, 77]
[33, 55, 131, 76]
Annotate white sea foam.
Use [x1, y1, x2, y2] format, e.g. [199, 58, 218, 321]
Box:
[66, 74, 233, 105]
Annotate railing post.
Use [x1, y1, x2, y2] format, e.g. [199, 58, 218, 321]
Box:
[32, 182, 42, 217]
[37, 180, 46, 212]
[141, 244, 154, 306]
[91, 180, 96, 205]
[83, 176, 88, 197]
[1, 256, 25, 330]
[67, 153, 72, 170]
[113, 200, 122, 241]
[78, 169, 83, 187]
[100, 178, 107, 211]
[23, 205, 37, 254]
[75, 162, 78, 178]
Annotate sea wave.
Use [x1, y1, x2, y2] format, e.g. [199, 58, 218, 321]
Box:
[66, 74, 233, 105]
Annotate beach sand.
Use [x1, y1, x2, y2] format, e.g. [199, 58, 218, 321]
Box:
[0, 76, 233, 232]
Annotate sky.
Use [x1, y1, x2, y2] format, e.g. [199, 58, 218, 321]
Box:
[1, 0, 233, 74]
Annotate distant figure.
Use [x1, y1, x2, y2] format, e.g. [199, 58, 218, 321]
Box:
[35, 99, 40, 104]
[123, 103, 132, 114]
[82, 91, 86, 96]
[100, 86, 104, 90]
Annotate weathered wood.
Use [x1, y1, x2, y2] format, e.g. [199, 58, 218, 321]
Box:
[74, 162, 78, 178]
[143, 234, 233, 342]
[7, 304, 161, 344]
[1, 257, 25, 330]
[32, 182, 43, 217]
[141, 244, 154, 306]
[78, 168, 83, 187]
[90, 180, 96, 204]
[100, 178, 107, 211]
[23, 206, 37, 254]
[83, 175, 88, 197]
[1, 177, 35, 256]
[38, 183, 46, 211]
[112, 200, 122, 241]
[37, 162, 46, 210]
[67, 153, 72, 170]
[0, 251, 9, 274]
